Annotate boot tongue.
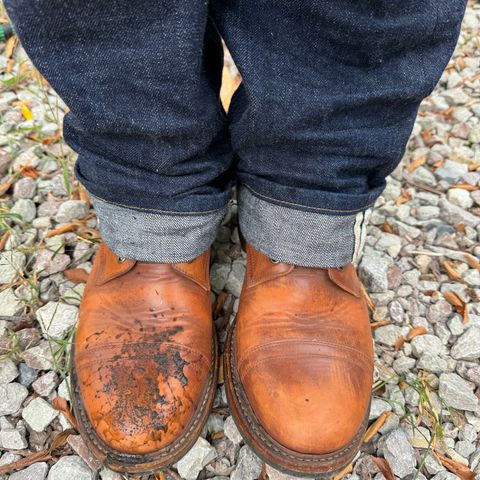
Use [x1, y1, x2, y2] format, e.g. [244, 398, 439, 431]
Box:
[327, 264, 362, 298]
[93, 243, 137, 286]
[172, 250, 210, 290]
[245, 243, 294, 287]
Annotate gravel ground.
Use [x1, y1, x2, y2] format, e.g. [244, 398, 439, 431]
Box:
[0, 3, 480, 480]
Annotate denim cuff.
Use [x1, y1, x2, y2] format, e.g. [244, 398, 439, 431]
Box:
[238, 186, 370, 268]
[90, 193, 226, 263]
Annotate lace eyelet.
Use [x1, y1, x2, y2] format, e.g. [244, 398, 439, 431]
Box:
[270, 258, 280, 264]
[117, 257, 126, 264]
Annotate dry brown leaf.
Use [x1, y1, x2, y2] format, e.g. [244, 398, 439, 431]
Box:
[370, 320, 392, 329]
[64, 268, 89, 284]
[52, 397, 78, 430]
[364, 411, 394, 443]
[406, 326, 428, 341]
[258, 462, 268, 480]
[45, 223, 78, 237]
[443, 260, 464, 284]
[19, 165, 39, 178]
[434, 451, 476, 480]
[371, 457, 395, 480]
[449, 184, 478, 191]
[0, 230, 10, 252]
[154, 473, 166, 480]
[464, 254, 480, 270]
[443, 291, 469, 323]
[4, 35, 18, 58]
[0, 179, 13, 195]
[360, 282, 375, 312]
[394, 336, 405, 351]
[79, 185, 91, 204]
[383, 222, 395, 233]
[406, 155, 427, 173]
[0, 451, 54, 475]
[468, 162, 480, 171]
[333, 463, 353, 480]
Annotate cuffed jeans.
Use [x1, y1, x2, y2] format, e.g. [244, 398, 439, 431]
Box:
[5, 0, 466, 266]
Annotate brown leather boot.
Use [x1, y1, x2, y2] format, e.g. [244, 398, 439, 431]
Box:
[224, 243, 373, 477]
[70, 243, 217, 474]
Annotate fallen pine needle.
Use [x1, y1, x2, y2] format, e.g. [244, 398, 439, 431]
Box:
[433, 450, 476, 480]
[52, 397, 78, 430]
[406, 326, 428, 341]
[0, 230, 10, 251]
[333, 463, 353, 480]
[45, 224, 78, 237]
[364, 411, 394, 443]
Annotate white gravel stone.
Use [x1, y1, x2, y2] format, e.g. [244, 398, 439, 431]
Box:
[0, 251, 26, 284]
[0, 427, 27, 449]
[410, 334, 443, 358]
[47, 456, 92, 480]
[175, 437, 217, 480]
[0, 288, 23, 316]
[54, 200, 89, 223]
[0, 383, 28, 415]
[447, 188, 474, 209]
[22, 397, 58, 432]
[439, 373, 479, 412]
[451, 327, 480, 360]
[0, 358, 18, 384]
[10, 462, 49, 480]
[224, 415, 243, 444]
[36, 301, 78, 340]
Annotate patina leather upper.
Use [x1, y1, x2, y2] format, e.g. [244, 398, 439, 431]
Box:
[74, 242, 213, 455]
[235, 243, 374, 454]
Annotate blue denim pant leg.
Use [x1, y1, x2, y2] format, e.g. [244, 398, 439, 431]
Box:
[5, 0, 233, 262]
[212, 0, 467, 267]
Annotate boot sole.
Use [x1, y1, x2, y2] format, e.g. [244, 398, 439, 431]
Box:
[70, 330, 218, 475]
[224, 322, 370, 478]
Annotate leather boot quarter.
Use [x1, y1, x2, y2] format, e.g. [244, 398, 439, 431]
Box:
[224, 243, 373, 477]
[70, 242, 217, 474]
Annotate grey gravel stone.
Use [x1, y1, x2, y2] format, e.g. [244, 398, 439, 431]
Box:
[439, 373, 479, 411]
[230, 446, 262, 480]
[36, 301, 78, 340]
[47, 456, 93, 480]
[32, 371, 58, 397]
[411, 166, 437, 187]
[21, 341, 57, 370]
[225, 260, 245, 297]
[374, 324, 403, 347]
[359, 251, 393, 293]
[411, 334, 443, 358]
[33, 249, 71, 277]
[175, 437, 217, 480]
[0, 383, 28, 415]
[54, 200, 89, 223]
[13, 178, 36, 199]
[9, 462, 49, 480]
[10, 199, 36, 223]
[378, 428, 416, 478]
[451, 327, 480, 360]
